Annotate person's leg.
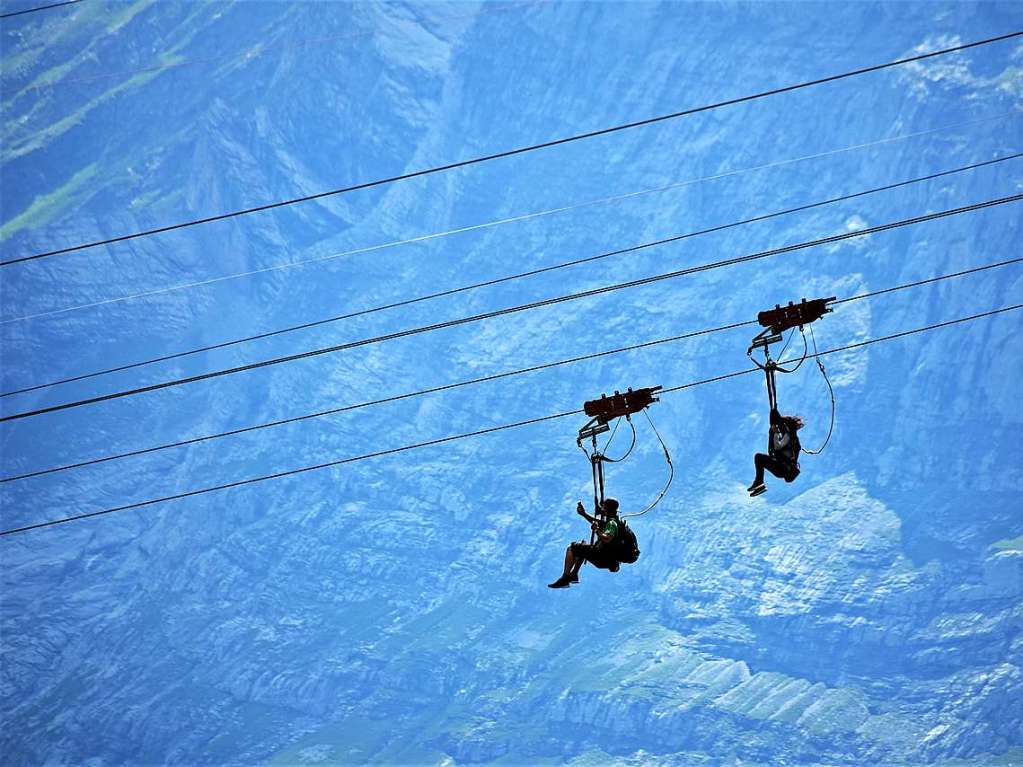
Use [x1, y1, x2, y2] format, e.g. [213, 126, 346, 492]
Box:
[549, 543, 580, 588]
[762, 455, 789, 480]
[750, 453, 768, 490]
[751, 455, 795, 495]
[569, 546, 585, 580]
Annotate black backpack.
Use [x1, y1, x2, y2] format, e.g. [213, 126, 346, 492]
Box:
[615, 519, 640, 564]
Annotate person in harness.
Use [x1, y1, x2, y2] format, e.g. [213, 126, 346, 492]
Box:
[548, 497, 638, 588]
[748, 407, 803, 497]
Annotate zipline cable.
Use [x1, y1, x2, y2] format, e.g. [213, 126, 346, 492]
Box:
[3, 303, 1019, 538]
[0, 0, 82, 20]
[654, 302, 1023, 404]
[4, 115, 1012, 327]
[7, 151, 1018, 397]
[4, 30, 1020, 266]
[8, 319, 755, 482]
[3, 192, 1019, 424]
[4, 255, 1019, 482]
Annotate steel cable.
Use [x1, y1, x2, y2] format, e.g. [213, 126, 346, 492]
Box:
[3, 192, 1019, 423]
[4, 30, 1019, 266]
[3, 302, 1018, 538]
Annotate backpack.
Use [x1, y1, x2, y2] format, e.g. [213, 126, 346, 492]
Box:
[615, 519, 640, 564]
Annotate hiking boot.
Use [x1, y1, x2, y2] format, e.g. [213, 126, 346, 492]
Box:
[548, 576, 572, 589]
[749, 484, 767, 497]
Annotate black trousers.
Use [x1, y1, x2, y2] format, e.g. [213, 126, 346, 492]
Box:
[570, 541, 619, 571]
[754, 453, 799, 484]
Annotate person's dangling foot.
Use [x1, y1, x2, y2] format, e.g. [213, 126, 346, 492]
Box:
[548, 575, 572, 589]
[749, 484, 767, 497]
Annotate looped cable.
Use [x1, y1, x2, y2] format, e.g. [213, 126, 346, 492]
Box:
[602, 417, 637, 463]
[777, 326, 797, 358]
[623, 409, 674, 519]
[774, 326, 809, 373]
[802, 324, 835, 455]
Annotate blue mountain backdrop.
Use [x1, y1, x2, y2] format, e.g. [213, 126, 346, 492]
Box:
[2, 1, 1022, 764]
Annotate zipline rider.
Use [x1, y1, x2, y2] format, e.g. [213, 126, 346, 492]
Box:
[548, 499, 622, 588]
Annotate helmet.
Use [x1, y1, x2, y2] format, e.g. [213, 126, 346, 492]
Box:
[602, 497, 620, 514]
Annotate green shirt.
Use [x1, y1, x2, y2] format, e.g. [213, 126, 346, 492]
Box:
[600, 518, 619, 542]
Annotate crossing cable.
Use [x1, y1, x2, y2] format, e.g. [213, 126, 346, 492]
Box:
[6, 151, 1018, 398]
[4, 113, 1011, 327]
[3, 192, 1020, 423]
[3, 29, 1020, 267]
[4, 256, 1019, 483]
[2, 303, 1019, 538]
[0, 0, 82, 20]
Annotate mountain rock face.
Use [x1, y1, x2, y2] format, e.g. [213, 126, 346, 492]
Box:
[2, 1, 1021, 764]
